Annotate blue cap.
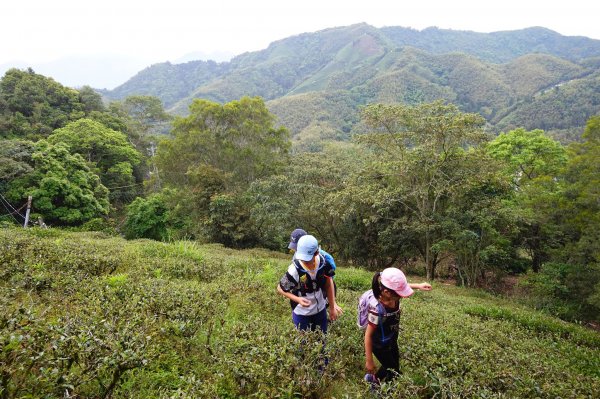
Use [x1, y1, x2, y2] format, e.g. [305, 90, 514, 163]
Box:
[296, 235, 318, 261]
[288, 228, 307, 250]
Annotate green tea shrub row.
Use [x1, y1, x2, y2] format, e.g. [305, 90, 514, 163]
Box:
[2, 228, 599, 398]
[463, 304, 600, 349]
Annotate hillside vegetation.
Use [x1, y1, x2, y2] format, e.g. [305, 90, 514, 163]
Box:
[1, 227, 598, 398]
[3, 79, 599, 325]
[104, 24, 600, 143]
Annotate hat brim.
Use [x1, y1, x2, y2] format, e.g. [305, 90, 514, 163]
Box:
[295, 252, 313, 261]
[394, 286, 414, 298]
[288, 242, 297, 250]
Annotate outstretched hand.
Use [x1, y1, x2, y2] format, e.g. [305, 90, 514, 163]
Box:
[418, 282, 432, 291]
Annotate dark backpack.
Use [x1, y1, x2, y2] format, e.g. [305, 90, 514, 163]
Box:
[288, 255, 328, 309]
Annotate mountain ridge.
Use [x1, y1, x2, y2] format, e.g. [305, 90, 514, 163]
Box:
[103, 23, 600, 144]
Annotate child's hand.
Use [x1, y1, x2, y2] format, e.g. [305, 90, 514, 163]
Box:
[418, 282, 432, 291]
[365, 358, 376, 374]
[334, 303, 343, 315]
[329, 307, 340, 321]
[298, 298, 311, 307]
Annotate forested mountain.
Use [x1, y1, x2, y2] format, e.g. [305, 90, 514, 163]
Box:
[104, 23, 600, 143]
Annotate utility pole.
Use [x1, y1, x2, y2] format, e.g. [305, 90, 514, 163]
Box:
[23, 195, 32, 228]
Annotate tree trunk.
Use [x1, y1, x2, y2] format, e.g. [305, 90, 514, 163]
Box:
[425, 231, 434, 281]
[530, 224, 543, 273]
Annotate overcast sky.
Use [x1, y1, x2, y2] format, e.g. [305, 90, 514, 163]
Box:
[3, 0, 599, 88]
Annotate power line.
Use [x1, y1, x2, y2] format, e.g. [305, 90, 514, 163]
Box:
[0, 192, 25, 217]
[104, 181, 145, 190]
[0, 193, 25, 223]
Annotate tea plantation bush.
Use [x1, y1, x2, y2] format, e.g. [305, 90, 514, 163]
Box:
[1, 227, 598, 398]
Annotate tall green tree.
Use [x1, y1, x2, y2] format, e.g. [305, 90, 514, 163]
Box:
[487, 128, 567, 272]
[442, 149, 516, 286]
[357, 101, 489, 279]
[115, 96, 173, 192]
[119, 95, 172, 137]
[158, 96, 289, 188]
[6, 140, 109, 225]
[155, 96, 290, 245]
[0, 139, 35, 185]
[48, 118, 141, 204]
[551, 115, 600, 319]
[561, 116, 600, 258]
[248, 142, 367, 254]
[78, 85, 106, 114]
[0, 68, 85, 138]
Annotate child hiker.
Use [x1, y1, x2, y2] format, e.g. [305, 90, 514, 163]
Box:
[360, 268, 432, 385]
[278, 234, 340, 332]
[287, 228, 343, 316]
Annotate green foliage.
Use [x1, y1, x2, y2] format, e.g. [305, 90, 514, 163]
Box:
[48, 118, 142, 204]
[246, 174, 296, 250]
[1, 227, 599, 398]
[522, 262, 600, 322]
[560, 116, 600, 263]
[356, 101, 491, 279]
[247, 142, 371, 257]
[0, 68, 84, 139]
[484, 118, 600, 323]
[155, 96, 290, 246]
[441, 149, 518, 287]
[487, 128, 568, 273]
[78, 85, 106, 113]
[206, 193, 257, 248]
[518, 119, 600, 321]
[123, 194, 169, 241]
[119, 95, 172, 136]
[159, 96, 290, 188]
[487, 128, 567, 184]
[5, 140, 110, 225]
[0, 139, 35, 185]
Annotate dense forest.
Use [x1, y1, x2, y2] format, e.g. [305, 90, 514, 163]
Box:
[1, 25, 599, 397]
[1, 67, 599, 325]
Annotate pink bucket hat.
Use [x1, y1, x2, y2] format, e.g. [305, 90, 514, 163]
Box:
[380, 268, 414, 297]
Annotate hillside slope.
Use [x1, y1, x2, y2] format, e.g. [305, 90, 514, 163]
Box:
[104, 24, 600, 143]
[2, 227, 598, 397]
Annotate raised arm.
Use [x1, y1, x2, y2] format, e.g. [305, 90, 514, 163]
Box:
[409, 282, 432, 291]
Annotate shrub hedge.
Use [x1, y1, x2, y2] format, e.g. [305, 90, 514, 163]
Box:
[1, 227, 598, 398]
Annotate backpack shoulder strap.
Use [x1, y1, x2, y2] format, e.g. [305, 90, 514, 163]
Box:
[316, 253, 326, 271]
[292, 258, 303, 271]
[375, 301, 392, 343]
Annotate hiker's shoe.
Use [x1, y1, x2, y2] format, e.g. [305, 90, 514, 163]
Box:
[364, 373, 380, 389]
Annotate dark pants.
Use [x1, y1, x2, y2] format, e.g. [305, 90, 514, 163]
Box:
[373, 340, 400, 381]
[292, 308, 328, 332]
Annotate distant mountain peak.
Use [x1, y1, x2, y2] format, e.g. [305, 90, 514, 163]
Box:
[103, 24, 600, 144]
